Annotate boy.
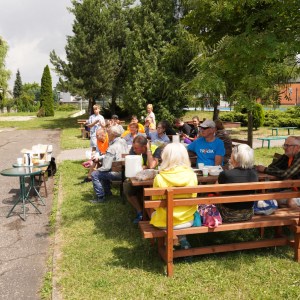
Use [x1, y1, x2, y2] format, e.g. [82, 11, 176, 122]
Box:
[87, 105, 105, 151]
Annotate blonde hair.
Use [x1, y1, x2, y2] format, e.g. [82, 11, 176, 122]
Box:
[147, 104, 153, 111]
[232, 144, 254, 169]
[93, 104, 100, 110]
[160, 143, 191, 171]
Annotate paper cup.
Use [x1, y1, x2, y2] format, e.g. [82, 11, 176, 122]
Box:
[202, 167, 208, 177]
[198, 163, 204, 169]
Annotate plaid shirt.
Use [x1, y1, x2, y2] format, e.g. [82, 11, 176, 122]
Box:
[264, 152, 300, 180]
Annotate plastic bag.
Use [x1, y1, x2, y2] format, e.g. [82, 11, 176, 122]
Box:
[136, 169, 159, 181]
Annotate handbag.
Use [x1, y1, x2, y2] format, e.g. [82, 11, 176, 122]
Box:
[81, 159, 93, 168]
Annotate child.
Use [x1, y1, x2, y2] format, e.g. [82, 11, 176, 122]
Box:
[145, 104, 155, 129]
[87, 104, 105, 151]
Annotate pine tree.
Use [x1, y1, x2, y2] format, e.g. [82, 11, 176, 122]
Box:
[40, 65, 54, 116]
[13, 69, 23, 99]
[50, 0, 133, 116]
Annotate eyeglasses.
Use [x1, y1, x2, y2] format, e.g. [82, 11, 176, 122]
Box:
[157, 126, 163, 129]
[283, 144, 297, 149]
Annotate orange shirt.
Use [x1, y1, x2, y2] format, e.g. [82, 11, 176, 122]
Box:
[288, 156, 298, 191]
[97, 133, 109, 154]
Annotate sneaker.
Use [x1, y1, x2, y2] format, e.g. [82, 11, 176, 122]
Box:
[181, 240, 193, 261]
[80, 177, 92, 184]
[133, 211, 143, 223]
[89, 196, 107, 204]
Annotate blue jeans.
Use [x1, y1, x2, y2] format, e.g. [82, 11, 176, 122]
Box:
[91, 170, 120, 197]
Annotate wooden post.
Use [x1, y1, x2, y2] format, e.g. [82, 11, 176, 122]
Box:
[166, 188, 174, 277]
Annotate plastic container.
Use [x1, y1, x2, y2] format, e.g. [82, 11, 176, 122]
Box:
[125, 155, 143, 178]
[172, 135, 180, 143]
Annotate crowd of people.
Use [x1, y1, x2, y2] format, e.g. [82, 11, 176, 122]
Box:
[81, 104, 300, 250]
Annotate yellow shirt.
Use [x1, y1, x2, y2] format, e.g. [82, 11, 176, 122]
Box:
[150, 166, 197, 227]
[126, 123, 145, 134]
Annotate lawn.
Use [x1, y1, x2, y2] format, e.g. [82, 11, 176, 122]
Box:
[54, 159, 300, 299]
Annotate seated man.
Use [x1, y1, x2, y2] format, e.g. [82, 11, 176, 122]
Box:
[124, 135, 161, 223]
[144, 119, 170, 143]
[111, 114, 125, 135]
[187, 119, 225, 166]
[122, 115, 145, 137]
[80, 128, 109, 184]
[256, 136, 300, 208]
[173, 118, 191, 136]
[90, 126, 129, 203]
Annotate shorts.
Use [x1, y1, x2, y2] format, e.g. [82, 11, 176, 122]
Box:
[280, 198, 300, 206]
[123, 180, 143, 198]
[215, 203, 254, 223]
[90, 136, 97, 148]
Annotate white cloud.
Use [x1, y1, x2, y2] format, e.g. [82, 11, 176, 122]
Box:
[0, 0, 74, 89]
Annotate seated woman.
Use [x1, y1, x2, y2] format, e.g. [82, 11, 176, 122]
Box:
[123, 123, 145, 145]
[216, 144, 258, 222]
[183, 116, 201, 142]
[214, 120, 232, 164]
[150, 143, 198, 249]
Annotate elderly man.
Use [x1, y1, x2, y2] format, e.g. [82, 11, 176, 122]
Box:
[80, 128, 109, 184]
[173, 118, 191, 135]
[144, 119, 170, 143]
[187, 119, 225, 166]
[90, 126, 129, 203]
[124, 135, 161, 223]
[256, 136, 300, 208]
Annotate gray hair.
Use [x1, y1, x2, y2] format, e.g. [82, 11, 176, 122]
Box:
[288, 136, 300, 146]
[232, 144, 254, 169]
[108, 126, 121, 137]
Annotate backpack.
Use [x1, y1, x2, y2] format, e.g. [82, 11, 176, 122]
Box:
[198, 204, 222, 228]
[48, 157, 57, 176]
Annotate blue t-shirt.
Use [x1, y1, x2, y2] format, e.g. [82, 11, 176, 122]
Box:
[187, 137, 225, 166]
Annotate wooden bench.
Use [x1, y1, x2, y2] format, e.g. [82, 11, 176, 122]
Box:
[258, 137, 287, 149]
[271, 127, 297, 136]
[77, 119, 89, 138]
[139, 180, 300, 277]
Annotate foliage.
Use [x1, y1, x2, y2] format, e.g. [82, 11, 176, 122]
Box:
[124, 2, 200, 123]
[101, 102, 129, 119]
[50, 0, 134, 116]
[15, 94, 35, 112]
[23, 82, 39, 93]
[0, 36, 11, 108]
[53, 88, 59, 105]
[55, 104, 76, 111]
[28, 105, 39, 112]
[40, 65, 54, 116]
[13, 69, 23, 99]
[37, 107, 45, 117]
[219, 112, 248, 126]
[252, 103, 265, 130]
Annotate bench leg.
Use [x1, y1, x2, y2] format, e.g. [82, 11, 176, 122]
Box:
[268, 140, 270, 149]
[262, 140, 264, 148]
[294, 232, 300, 262]
[167, 261, 174, 277]
[259, 227, 264, 238]
[275, 226, 282, 238]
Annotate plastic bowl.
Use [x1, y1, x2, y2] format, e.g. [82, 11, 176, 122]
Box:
[209, 170, 221, 176]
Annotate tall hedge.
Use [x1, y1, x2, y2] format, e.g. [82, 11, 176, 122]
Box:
[252, 103, 265, 130]
[40, 65, 54, 116]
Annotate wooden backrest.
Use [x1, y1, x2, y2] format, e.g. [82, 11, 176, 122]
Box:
[143, 180, 300, 208]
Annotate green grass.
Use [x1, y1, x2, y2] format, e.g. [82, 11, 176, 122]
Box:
[254, 147, 284, 166]
[55, 160, 300, 299]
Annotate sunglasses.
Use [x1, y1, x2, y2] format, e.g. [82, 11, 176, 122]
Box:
[200, 127, 211, 130]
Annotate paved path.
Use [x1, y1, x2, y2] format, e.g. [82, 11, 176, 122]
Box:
[0, 116, 36, 121]
[0, 129, 60, 300]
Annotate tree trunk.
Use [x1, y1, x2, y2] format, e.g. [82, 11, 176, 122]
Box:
[88, 97, 95, 117]
[247, 110, 253, 148]
[213, 98, 220, 120]
[111, 90, 116, 116]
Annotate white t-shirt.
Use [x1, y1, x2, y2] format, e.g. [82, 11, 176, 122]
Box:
[146, 111, 156, 127]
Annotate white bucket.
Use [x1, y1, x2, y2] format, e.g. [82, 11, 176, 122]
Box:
[125, 155, 143, 178]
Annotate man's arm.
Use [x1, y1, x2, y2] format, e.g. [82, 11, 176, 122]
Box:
[144, 141, 159, 169]
[99, 153, 114, 172]
[214, 155, 223, 166]
[144, 120, 151, 137]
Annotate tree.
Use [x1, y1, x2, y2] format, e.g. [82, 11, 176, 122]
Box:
[40, 65, 54, 116]
[182, 0, 300, 146]
[252, 103, 265, 130]
[23, 82, 40, 93]
[53, 88, 59, 105]
[50, 0, 133, 116]
[0, 36, 11, 108]
[124, 1, 199, 122]
[13, 69, 23, 99]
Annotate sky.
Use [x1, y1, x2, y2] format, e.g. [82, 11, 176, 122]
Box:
[0, 0, 75, 90]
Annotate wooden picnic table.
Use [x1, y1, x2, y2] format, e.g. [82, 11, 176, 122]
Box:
[129, 171, 276, 186]
[271, 127, 297, 136]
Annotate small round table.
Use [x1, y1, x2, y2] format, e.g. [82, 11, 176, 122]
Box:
[1, 167, 42, 220]
[13, 161, 50, 199]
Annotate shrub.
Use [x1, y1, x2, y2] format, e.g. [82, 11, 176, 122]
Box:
[252, 103, 265, 130]
[55, 104, 76, 111]
[219, 112, 248, 126]
[29, 105, 39, 112]
[37, 108, 45, 117]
